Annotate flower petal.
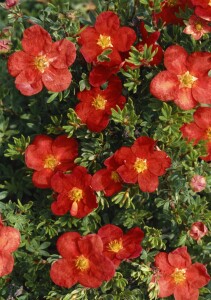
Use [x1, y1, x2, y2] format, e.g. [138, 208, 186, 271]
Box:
[180, 122, 205, 144]
[95, 11, 120, 35]
[42, 66, 72, 92]
[187, 263, 210, 289]
[57, 232, 81, 258]
[164, 45, 188, 74]
[15, 68, 43, 96]
[187, 52, 211, 77]
[193, 107, 211, 129]
[138, 170, 159, 192]
[7, 51, 33, 77]
[0, 253, 14, 277]
[174, 87, 197, 110]
[50, 259, 77, 288]
[150, 71, 179, 101]
[0, 226, 20, 253]
[192, 76, 211, 104]
[49, 39, 76, 69]
[52, 135, 78, 162]
[113, 27, 136, 52]
[32, 169, 54, 188]
[22, 25, 52, 56]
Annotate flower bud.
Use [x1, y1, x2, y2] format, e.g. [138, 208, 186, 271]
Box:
[190, 175, 206, 192]
[189, 222, 208, 241]
[0, 39, 12, 53]
[5, 0, 19, 9]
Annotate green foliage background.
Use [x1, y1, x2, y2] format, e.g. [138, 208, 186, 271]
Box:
[0, 0, 210, 299]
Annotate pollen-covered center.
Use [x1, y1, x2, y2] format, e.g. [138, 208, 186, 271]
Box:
[34, 55, 49, 73]
[209, 0, 211, 7]
[111, 171, 120, 183]
[178, 71, 198, 89]
[97, 34, 113, 49]
[44, 155, 59, 170]
[134, 158, 147, 174]
[206, 127, 211, 141]
[75, 255, 90, 271]
[92, 94, 107, 110]
[167, 0, 178, 7]
[172, 268, 186, 284]
[108, 239, 123, 253]
[68, 187, 83, 202]
[195, 23, 203, 31]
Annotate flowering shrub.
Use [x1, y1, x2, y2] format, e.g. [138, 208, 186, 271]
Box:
[0, 0, 210, 299]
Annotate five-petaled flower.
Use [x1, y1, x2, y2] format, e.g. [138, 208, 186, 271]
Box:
[75, 75, 126, 132]
[115, 136, 171, 193]
[79, 11, 136, 65]
[91, 152, 124, 196]
[25, 134, 78, 188]
[98, 224, 144, 267]
[150, 45, 211, 110]
[8, 25, 76, 96]
[190, 174, 207, 192]
[51, 166, 98, 218]
[50, 232, 115, 288]
[180, 107, 211, 161]
[183, 15, 211, 40]
[189, 222, 208, 241]
[0, 217, 21, 277]
[153, 246, 210, 300]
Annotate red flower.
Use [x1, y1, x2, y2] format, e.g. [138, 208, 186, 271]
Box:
[190, 174, 206, 192]
[189, 222, 208, 241]
[25, 135, 78, 188]
[0, 218, 21, 277]
[0, 39, 11, 53]
[91, 152, 124, 196]
[150, 45, 211, 110]
[180, 107, 211, 161]
[153, 0, 193, 25]
[75, 75, 126, 132]
[98, 224, 144, 267]
[136, 22, 163, 67]
[183, 15, 211, 40]
[51, 166, 98, 218]
[154, 246, 210, 300]
[50, 232, 115, 288]
[8, 25, 76, 96]
[192, 0, 211, 21]
[4, 0, 19, 9]
[79, 11, 136, 65]
[116, 136, 171, 193]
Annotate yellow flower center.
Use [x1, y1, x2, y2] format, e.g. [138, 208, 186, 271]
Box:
[206, 127, 211, 141]
[75, 255, 90, 271]
[172, 268, 186, 284]
[195, 23, 203, 31]
[167, 0, 178, 7]
[111, 171, 120, 183]
[108, 239, 123, 253]
[177, 71, 198, 89]
[134, 158, 147, 174]
[209, 1, 211, 7]
[43, 155, 59, 170]
[97, 34, 113, 49]
[34, 55, 49, 73]
[92, 94, 107, 110]
[68, 187, 83, 202]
